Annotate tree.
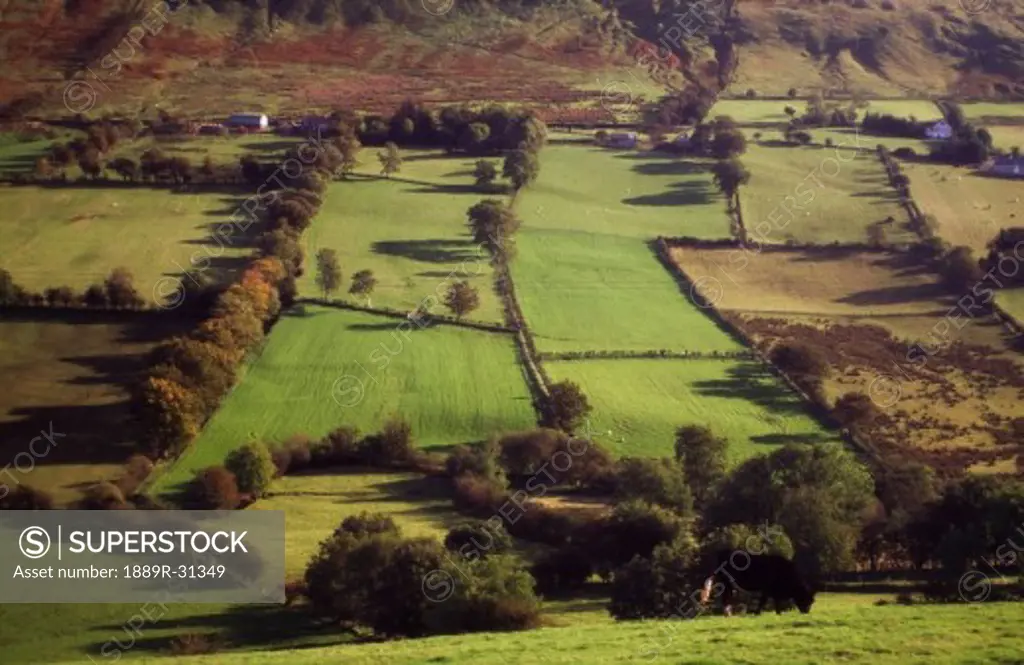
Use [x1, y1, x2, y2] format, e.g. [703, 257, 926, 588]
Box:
[458, 123, 491, 153]
[314, 248, 342, 300]
[336, 133, 361, 179]
[502, 149, 540, 192]
[377, 141, 402, 178]
[788, 87, 798, 98]
[78, 149, 103, 179]
[132, 376, 205, 458]
[609, 534, 701, 620]
[34, 156, 53, 179]
[349, 269, 377, 306]
[711, 125, 748, 159]
[674, 425, 728, 507]
[107, 157, 138, 182]
[784, 105, 797, 118]
[186, 466, 239, 509]
[444, 280, 479, 320]
[940, 246, 983, 292]
[467, 199, 520, 254]
[769, 342, 830, 399]
[0, 269, 26, 305]
[539, 380, 592, 434]
[831, 392, 881, 433]
[711, 158, 751, 208]
[225, 441, 275, 498]
[104, 267, 142, 309]
[473, 159, 498, 189]
[444, 520, 513, 559]
[615, 458, 694, 513]
[590, 501, 691, 574]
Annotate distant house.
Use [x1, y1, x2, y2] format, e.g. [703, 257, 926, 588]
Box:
[925, 120, 953, 140]
[985, 155, 1024, 178]
[604, 131, 638, 149]
[226, 112, 269, 131]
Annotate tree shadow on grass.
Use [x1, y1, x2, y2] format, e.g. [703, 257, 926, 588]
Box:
[691, 362, 811, 417]
[749, 432, 830, 446]
[628, 159, 712, 177]
[372, 239, 479, 263]
[623, 180, 715, 207]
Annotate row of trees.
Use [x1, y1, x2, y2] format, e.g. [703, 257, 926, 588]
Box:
[0, 266, 144, 309]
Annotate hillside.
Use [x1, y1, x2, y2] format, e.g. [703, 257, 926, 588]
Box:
[2, 0, 1023, 121]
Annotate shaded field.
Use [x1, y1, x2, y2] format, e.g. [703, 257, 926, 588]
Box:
[252, 470, 459, 577]
[671, 247, 953, 319]
[809, 127, 934, 154]
[0, 312, 192, 504]
[300, 154, 504, 323]
[904, 163, 1021, 255]
[514, 230, 743, 353]
[149, 306, 535, 495]
[547, 358, 837, 461]
[0, 133, 59, 174]
[740, 144, 913, 245]
[107, 133, 305, 167]
[0, 185, 251, 303]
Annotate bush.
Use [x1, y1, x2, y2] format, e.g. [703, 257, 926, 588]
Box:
[426, 555, 541, 634]
[531, 546, 592, 595]
[614, 457, 693, 513]
[284, 434, 313, 471]
[497, 429, 615, 489]
[324, 425, 361, 464]
[538, 380, 592, 433]
[499, 428, 563, 476]
[453, 473, 508, 513]
[186, 466, 239, 509]
[609, 534, 702, 620]
[0, 484, 54, 510]
[585, 501, 688, 573]
[446, 440, 506, 485]
[117, 454, 154, 495]
[504, 505, 579, 546]
[361, 418, 414, 466]
[445, 520, 513, 559]
[77, 482, 129, 510]
[335, 512, 400, 539]
[700, 523, 795, 564]
[225, 441, 276, 498]
[270, 446, 292, 477]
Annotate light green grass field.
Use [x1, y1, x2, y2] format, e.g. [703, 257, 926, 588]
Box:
[0, 185, 250, 303]
[987, 125, 1024, 151]
[709, 100, 794, 124]
[107, 133, 304, 167]
[300, 153, 505, 323]
[513, 229, 743, 353]
[996, 288, 1024, 325]
[740, 144, 914, 244]
[149, 306, 535, 495]
[861, 100, 943, 120]
[0, 313, 191, 504]
[961, 102, 1024, 123]
[808, 127, 934, 154]
[547, 359, 837, 461]
[26, 598, 1014, 665]
[0, 133, 59, 173]
[251, 470, 459, 577]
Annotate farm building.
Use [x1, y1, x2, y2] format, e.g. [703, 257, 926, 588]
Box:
[226, 112, 269, 130]
[604, 131, 639, 149]
[925, 120, 953, 140]
[984, 155, 1024, 178]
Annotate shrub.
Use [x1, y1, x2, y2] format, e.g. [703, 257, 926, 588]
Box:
[117, 454, 154, 495]
[700, 523, 795, 564]
[531, 546, 592, 595]
[499, 428, 563, 476]
[284, 434, 313, 471]
[504, 505, 580, 547]
[336, 512, 400, 539]
[538, 380, 592, 433]
[324, 425, 361, 464]
[186, 466, 239, 509]
[609, 534, 702, 620]
[361, 418, 414, 466]
[614, 457, 693, 513]
[446, 440, 506, 484]
[586, 501, 688, 573]
[426, 555, 542, 634]
[225, 441, 276, 498]
[77, 482, 129, 510]
[453, 473, 508, 513]
[0, 484, 54, 510]
[674, 425, 728, 507]
[445, 520, 513, 559]
[270, 446, 292, 476]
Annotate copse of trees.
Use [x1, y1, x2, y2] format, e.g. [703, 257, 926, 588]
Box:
[674, 425, 728, 508]
[538, 380, 592, 434]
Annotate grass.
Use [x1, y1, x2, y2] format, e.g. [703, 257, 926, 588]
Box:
[740, 143, 913, 245]
[961, 102, 1024, 123]
[0, 185, 251, 303]
[904, 162, 1021, 256]
[251, 469, 460, 577]
[709, 99, 796, 124]
[508, 142, 736, 353]
[996, 288, 1024, 325]
[300, 153, 505, 323]
[0, 132, 60, 173]
[107, 133, 305, 167]
[0, 312, 191, 504]
[546, 358, 837, 461]
[985, 125, 1024, 151]
[149, 305, 536, 496]
[861, 100, 943, 120]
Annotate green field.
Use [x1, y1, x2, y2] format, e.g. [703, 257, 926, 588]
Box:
[547, 359, 837, 461]
[0, 133, 59, 173]
[300, 153, 505, 323]
[861, 100, 943, 121]
[107, 133, 304, 167]
[961, 102, 1024, 123]
[513, 230, 742, 353]
[740, 144, 914, 245]
[149, 306, 536, 495]
[0, 312, 191, 504]
[252, 470, 459, 577]
[0, 185, 250, 303]
[986, 125, 1024, 151]
[709, 99, 795, 124]
[997, 288, 1024, 326]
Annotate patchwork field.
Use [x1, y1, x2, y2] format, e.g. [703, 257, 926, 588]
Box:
[0, 312, 191, 504]
[252, 470, 459, 577]
[300, 153, 505, 323]
[0, 184, 251, 303]
[740, 144, 914, 245]
[514, 230, 743, 353]
[904, 163, 1022, 256]
[547, 358, 837, 462]
[670, 245, 1024, 468]
[149, 306, 536, 495]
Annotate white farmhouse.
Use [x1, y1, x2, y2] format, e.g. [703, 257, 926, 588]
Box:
[925, 120, 953, 140]
[226, 112, 269, 131]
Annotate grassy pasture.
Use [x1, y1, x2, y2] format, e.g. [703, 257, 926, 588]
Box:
[986, 125, 1024, 151]
[107, 133, 304, 167]
[0, 184, 251, 303]
[996, 288, 1024, 325]
[709, 99, 795, 124]
[252, 470, 459, 577]
[961, 102, 1024, 123]
[149, 306, 535, 496]
[514, 230, 743, 354]
[861, 99, 943, 120]
[0, 133, 59, 173]
[740, 144, 913, 245]
[0, 312, 191, 504]
[670, 247, 953, 318]
[546, 358, 837, 461]
[904, 162, 1021, 256]
[300, 152, 504, 322]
